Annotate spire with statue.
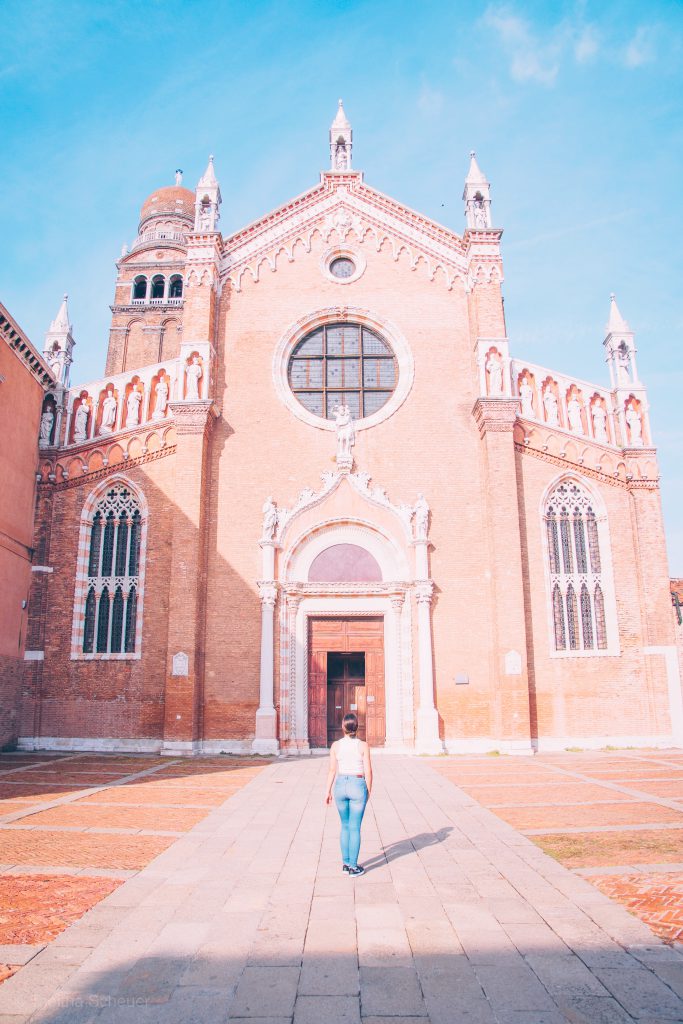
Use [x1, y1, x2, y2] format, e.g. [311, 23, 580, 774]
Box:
[194, 155, 222, 232]
[330, 99, 352, 171]
[463, 151, 492, 230]
[43, 293, 75, 389]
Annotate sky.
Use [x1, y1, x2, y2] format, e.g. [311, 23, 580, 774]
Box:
[2, 0, 682, 571]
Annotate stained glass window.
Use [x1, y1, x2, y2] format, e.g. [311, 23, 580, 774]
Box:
[79, 484, 144, 656]
[544, 481, 612, 653]
[288, 322, 396, 420]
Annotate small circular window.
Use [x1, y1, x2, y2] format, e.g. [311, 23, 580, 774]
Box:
[329, 257, 355, 279]
[288, 322, 397, 421]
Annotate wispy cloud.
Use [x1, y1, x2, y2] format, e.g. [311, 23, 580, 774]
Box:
[481, 7, 565, 86]
[575, 26, 599, 64]
[481, 7, 664, 85]
[623, 25, 657, 68]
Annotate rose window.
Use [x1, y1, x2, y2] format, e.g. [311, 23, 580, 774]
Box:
[287, 322, 397, 421]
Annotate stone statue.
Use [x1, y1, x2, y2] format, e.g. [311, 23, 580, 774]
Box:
[261, 497, 278, 541]
[592, 403, 608, 443]
[126, 389, 142, 427]
[543, 388, 559, 427]
[616, 345, 631, 385]
[414, 493, 430, 540]
[198, 204, 212, 231]
[175, 169, 183, 186]
[185, 356, 203, 400]
[39, 408, 54, 446]
[334, 403, 355, 464]
[567, 396, 584, 434]
[335, 143, 348, 170]
[100, 388, 117, 434]
[73, 402, 89, 443]
[486, 355, 503, 396]
[153, 379, 169, 419]
[473, 199, 487, 228]
[626, 403, 643, 446]
[520, 380, 534, 418]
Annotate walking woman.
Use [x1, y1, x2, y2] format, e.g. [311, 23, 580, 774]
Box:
[325, 712, 373, 876]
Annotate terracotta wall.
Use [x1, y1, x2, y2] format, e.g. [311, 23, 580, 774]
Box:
[0, 328, 44, 747]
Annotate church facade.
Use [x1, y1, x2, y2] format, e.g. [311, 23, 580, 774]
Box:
[21, 103, 683, 755]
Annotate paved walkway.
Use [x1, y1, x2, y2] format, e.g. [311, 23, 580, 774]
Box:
[1, 755, 683, 1024]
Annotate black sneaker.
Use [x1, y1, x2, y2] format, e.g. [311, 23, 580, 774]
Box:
[348, 865, 365, 876]
[342, 864, 350, 873]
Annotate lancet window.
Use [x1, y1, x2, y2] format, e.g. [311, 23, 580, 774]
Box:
[544, 480, 610, 653]
[76, 483, 145, 657]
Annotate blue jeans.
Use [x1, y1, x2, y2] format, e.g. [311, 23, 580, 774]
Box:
[334, 775, 368, 869]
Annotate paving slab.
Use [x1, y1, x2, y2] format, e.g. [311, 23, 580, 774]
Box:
[2, 755, 683, 1023]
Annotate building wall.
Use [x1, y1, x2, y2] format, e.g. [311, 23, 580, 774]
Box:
[201, 240, 500, 743]
[21, 172, 680, 754]
[515, 452, 674, 746]
[0, 313, 48, 748]
[21, 454, 176, 747]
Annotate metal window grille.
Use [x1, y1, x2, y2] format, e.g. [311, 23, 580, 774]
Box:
[546, 513, 560, 574]
[552, 584, 566, 650]
[580, 584, 594, 649]
[573, 516, 588, 574]
[566, 585, 579, 650]
[560, 514, 573, 574]
[83, 587, 96, 654]
[587, 512, 601, 572]
[594, 584, 607, 649]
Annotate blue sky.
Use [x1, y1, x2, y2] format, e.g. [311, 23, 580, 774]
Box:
[3, 0, 683, 571]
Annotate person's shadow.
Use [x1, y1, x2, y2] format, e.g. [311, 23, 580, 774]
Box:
[362, 827, 453, 872]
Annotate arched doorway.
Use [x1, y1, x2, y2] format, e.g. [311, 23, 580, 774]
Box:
[281, 522, 412, 752]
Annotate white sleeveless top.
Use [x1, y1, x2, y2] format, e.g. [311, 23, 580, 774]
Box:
[336, 735, 365, 776]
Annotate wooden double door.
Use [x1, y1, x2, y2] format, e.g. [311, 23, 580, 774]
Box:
[308, 617, 385, 748]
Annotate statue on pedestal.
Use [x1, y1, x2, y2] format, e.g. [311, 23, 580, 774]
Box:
[185, 356, 203, 400]
[74, 402, 89, 443]
[153, 379, 169, 419]
[413, 494, 430, 541]
[486, 355, 503, 396]
[261, 497, 278, 541]
[334, 403, 355, 468]
[567, 396, 584, 434]
[592, 403, 608, 443]
[126, 389, 142, 427]
[543, 388, 559, 427]
[99, 388, 117, 434]
[39, 408, 54, 447]
[626, 403, 643, 446]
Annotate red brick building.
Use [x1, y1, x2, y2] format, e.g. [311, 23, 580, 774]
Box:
[0, 304, 53, 748]
[19, 104, 683, 754]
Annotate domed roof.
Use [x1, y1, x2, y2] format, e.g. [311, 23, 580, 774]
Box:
[139, 186, 195, 226]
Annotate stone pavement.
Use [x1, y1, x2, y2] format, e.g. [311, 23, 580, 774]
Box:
[1, 755, 683, 1024]
[434, 750, 683, 947]
[0, 754, 269, 983]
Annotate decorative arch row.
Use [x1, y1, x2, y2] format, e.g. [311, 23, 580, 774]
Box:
[131, 273, 183, 303]
[544, 478, 614, 654]
[516, 369, 647, 447]
[72, 480, 147, 658]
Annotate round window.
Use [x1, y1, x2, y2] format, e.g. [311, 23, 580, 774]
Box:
[287, 322, 397, 421]
[329, 256, 356, 279]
